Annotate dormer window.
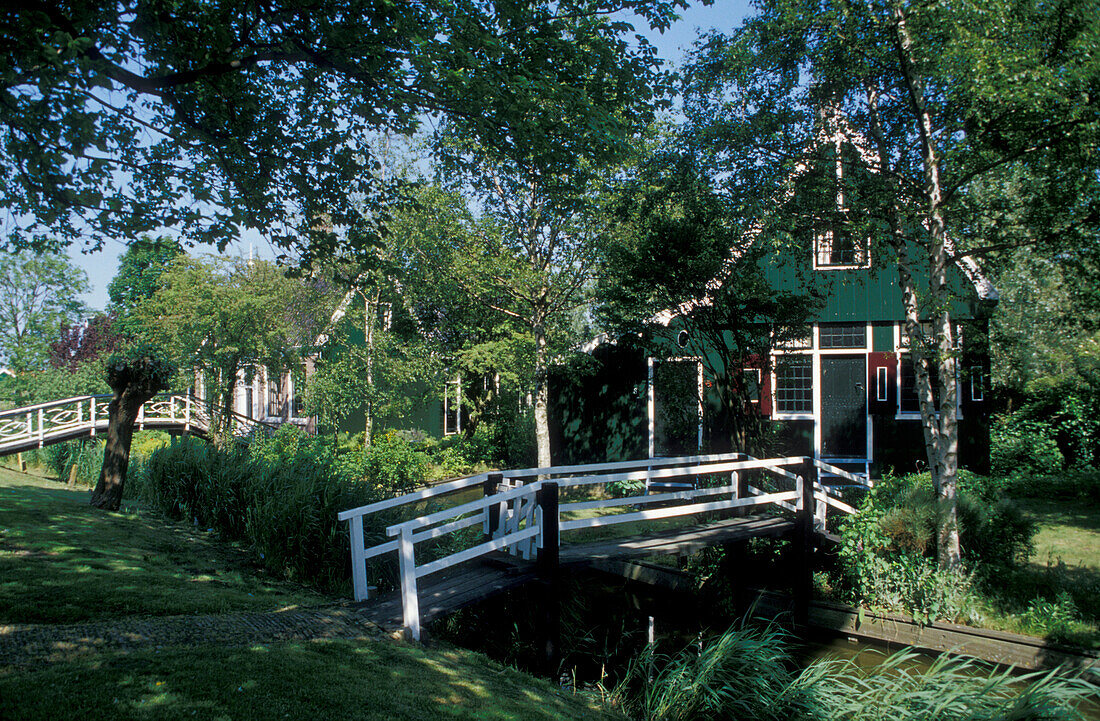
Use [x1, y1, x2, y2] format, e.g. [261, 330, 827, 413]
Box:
[814, 222, 869, 269]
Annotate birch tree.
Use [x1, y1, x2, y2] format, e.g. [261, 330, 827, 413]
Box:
[680, 0, 1100, 567]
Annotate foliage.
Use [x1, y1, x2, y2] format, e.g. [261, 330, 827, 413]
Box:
[131, 425, 430, 589]
[0, 359, 108, 407]
[610, 622, 1099, 721]
[340, 430, 429, 496]
[836, 471, 1036, 621]
[1, 1, 683, 271]
[1022, 592, 1082, 644]
[992, 415, 1066, 477]
[803, 647, 1098, 721]
[0, 250, 89, 371]
[47, 312, 124, 371]
[608, 622, 811, 721]
[135, 255, 329, 435]
[595, 147, 819, 455]
[106, 236, 184, 337]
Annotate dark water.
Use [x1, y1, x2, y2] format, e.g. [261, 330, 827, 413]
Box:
[430, 567, 1100, 717]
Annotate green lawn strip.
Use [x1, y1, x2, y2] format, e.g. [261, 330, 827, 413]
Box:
[967, 496, 1100, 649]
[0, 466, 328, 624]
[0, 638, 622, 721]
[1016, 497, 1100, 570]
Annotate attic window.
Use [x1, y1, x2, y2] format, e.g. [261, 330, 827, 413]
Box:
[814, 224, 869, 269]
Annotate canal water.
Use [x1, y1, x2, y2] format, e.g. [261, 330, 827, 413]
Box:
[430, 566, 1100, 717]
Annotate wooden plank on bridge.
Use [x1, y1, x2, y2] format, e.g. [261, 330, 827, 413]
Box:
[357, 515, 797, 632]
[359, 553, 539, 630]
[560, 514, 795, 564]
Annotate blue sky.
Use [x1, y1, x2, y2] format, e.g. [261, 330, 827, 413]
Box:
[67, 0, 752, 311]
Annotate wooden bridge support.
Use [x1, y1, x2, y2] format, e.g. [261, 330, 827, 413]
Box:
[483, 472, 503, 541]
[536, 481, 561, 675]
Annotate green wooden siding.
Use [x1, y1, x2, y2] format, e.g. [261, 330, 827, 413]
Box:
[761, 249, 981, 322]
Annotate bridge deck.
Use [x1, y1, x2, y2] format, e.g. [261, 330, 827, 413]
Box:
[360, 513, 795, 631]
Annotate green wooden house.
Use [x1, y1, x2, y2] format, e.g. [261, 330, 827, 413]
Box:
[552, 136, 996, 478]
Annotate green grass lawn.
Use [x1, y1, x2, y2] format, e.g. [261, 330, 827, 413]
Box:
[1017, 497, 1100, 570]
[0, 465, 328, 623]
[0, 464, 621, 721]
[974, 494, 1100, 649]
[0, 639, 620, 721]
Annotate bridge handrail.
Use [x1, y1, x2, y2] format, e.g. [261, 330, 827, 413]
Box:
[0, 394, 110, 419]
[813, 458, 873, 488]
[342, 453, 870, 641]
[335, 450, 750, 524]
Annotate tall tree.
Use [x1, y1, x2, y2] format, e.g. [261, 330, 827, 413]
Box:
[90, 344, 174, 511]
[2, 1, 684, 268]
[679, 0, 1100, 567]
[597, 151, 819, 454]
[428, 144, 609, 467]
[106, 236, 184, 336]
[0, 250, 88, 371]
[135, 255, 322, 439]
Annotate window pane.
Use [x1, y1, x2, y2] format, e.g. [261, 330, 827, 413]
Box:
[820, 324, 866, 349]
[899, 355, 940, 413]
[776, 356, 813, 413]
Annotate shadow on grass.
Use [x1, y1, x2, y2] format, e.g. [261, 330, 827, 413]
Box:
[0, 638, 617, 721]
[0, 474, 327, 624]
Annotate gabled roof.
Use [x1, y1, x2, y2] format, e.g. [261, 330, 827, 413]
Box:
[582, 119, 996, 353]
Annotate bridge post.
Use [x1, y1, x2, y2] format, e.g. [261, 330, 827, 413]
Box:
[793, 457, 817, 627]
[348, 515, 369, 601]
[536, 481, 559, 574]
[483, 472, 503, 540]
[536, 481, 561, 677]
[398, 525, 421, 642]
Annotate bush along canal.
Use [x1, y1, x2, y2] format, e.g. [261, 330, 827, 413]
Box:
[429, 551, 1100, 720]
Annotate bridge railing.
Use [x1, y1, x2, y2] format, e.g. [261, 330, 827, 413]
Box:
[556, 456, 807, 535]
[336, 451, 754, 602]
[0, 392, 279, 455]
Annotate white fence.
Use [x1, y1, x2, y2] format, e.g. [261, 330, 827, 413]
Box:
[0, 393, 276, 455]
[338, 452, 872, 640]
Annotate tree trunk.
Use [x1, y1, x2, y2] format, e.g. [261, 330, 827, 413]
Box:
[533, 319, 552, 469]
[89, 390, 149, 511]
[892, 2, 961, 568]
[364, 290, 377, 448]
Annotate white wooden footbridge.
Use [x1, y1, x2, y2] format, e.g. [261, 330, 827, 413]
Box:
[339, 452, 870, 640]
[0, 393, 276, 456]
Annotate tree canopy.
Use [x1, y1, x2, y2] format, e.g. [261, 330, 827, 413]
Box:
[2, 1, 685, 268]
[0, 250, 89, 371]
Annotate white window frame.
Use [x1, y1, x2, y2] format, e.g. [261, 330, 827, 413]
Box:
[647, 356, 704, 459]
[443, 375, 462, 436]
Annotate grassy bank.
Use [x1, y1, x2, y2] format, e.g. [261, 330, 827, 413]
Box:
[0, 465, 327, 623]
[0, 639, 619, 721]
[0, 466, 621, 721]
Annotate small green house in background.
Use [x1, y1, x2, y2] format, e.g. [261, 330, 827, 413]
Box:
[552, 134, 996, 479]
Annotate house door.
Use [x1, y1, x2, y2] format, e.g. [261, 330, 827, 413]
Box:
[650, 359, 702, 457]
[820, 355, 867, 458]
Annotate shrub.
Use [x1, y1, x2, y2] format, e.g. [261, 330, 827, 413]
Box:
[133, 426, 402, 591]
[358, 430, 429, 494]
[992, 415, 1065, 477]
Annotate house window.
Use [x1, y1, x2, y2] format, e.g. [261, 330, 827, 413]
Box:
[742, 368, 761, 403]
[267, 378, 281, 417]
[775, 356, 813, 414]
[970, 366, 984, 402]
[290, 364, 306, 418]
[775, 325, 813, 350]
[820, 324, 866, 349]
[814, 224, 869, 269]
[899, 355, 940, 414]
[443, 376, 461, 436]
